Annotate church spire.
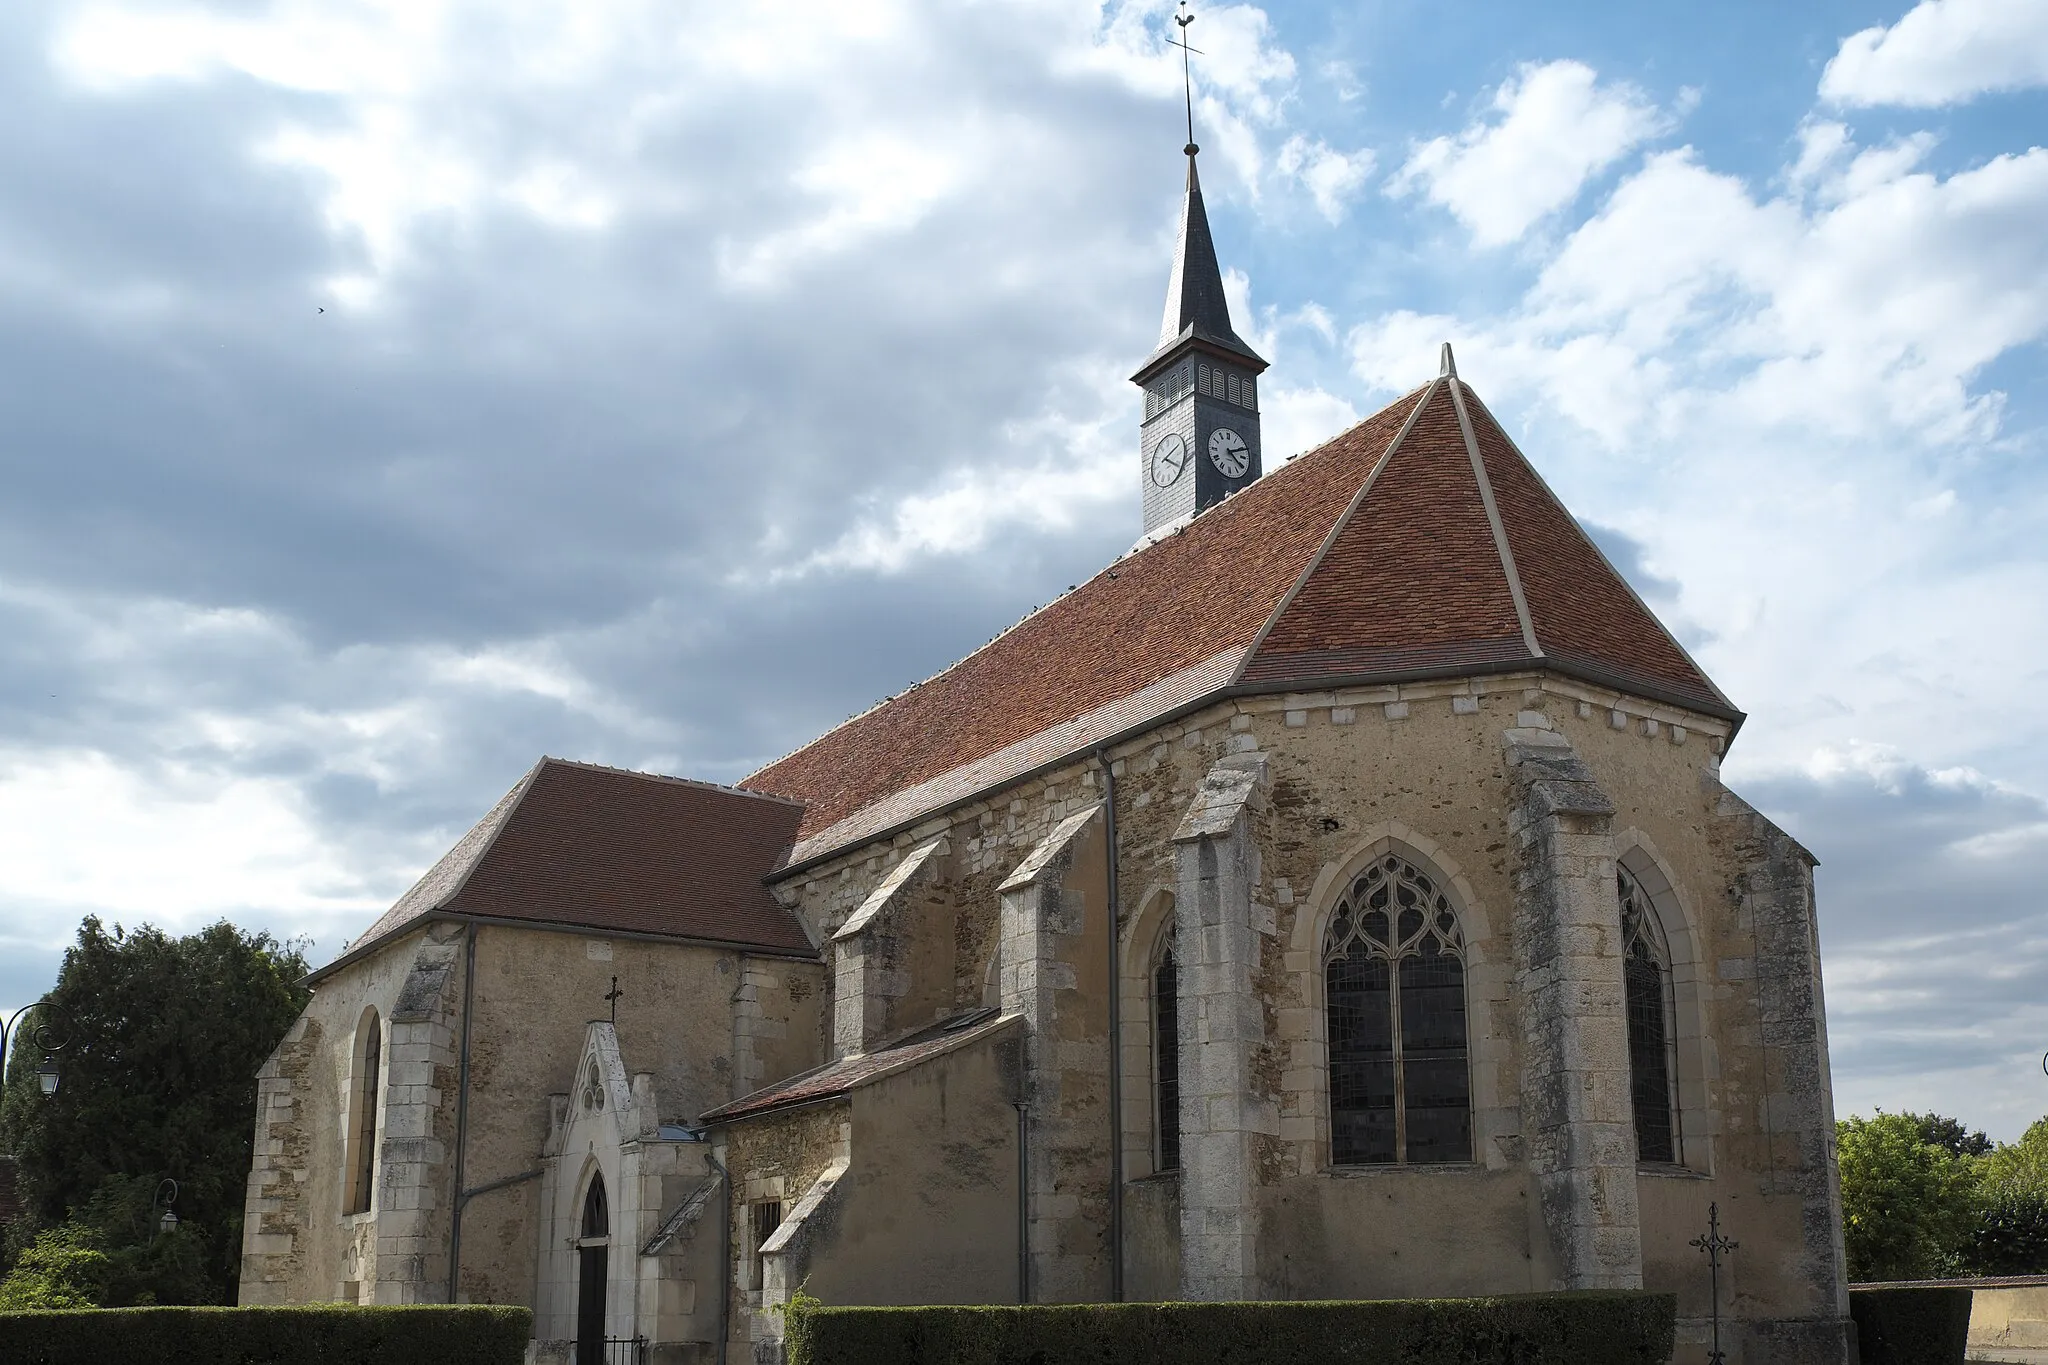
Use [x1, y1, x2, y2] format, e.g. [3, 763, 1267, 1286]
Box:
[1132, 3, 1269, 537]
[1154, 150, 1263, 362]
[1152, 2, 1262, 366]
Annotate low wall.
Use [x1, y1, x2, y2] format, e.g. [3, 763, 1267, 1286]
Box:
[1970, 1279, 2048, 1352]
[1851, 1277, 2048, 1356]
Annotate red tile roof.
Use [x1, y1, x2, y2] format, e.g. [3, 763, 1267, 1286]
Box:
[319, 759, 815, 979]
[746, 387, 1434, 844]
[749, 364, 1734, 863]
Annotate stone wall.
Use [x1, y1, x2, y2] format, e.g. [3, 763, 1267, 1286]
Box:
[766, 666, 1848, 1358]
[239, 921, 823, 1317]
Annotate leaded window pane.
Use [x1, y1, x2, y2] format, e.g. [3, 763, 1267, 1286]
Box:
[1324, 854, 1471, 1165]
[1619, 867, 1677, 1164]
[1155, 944, 1181, 1173]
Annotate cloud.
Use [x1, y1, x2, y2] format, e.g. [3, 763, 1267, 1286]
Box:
[1277, 134, 1373, 222]
[1821, 0, 2048, 108]
[1746, 748, 2048, 1140]
[1389, 59, 1669, 247]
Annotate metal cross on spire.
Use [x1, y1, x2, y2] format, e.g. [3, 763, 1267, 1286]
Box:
[604, 975, 623, 1024]
[1171, 1, 1203, 157]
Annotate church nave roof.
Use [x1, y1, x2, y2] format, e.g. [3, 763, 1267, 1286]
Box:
[745, 355, 1734, 866]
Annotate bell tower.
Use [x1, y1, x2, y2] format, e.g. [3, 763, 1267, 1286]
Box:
[1133, 18, 1268, 537]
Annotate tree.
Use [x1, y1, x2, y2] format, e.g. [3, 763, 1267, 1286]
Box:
[0, 1227, 109, 1311]
[1837, 1111, 1981, 1282]
[0, 918, 309, 1303]
[1907, 1112, 1994, 1160]
[1970, 1117, 2048, 1276]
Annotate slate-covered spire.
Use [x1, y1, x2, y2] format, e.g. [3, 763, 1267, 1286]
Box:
[1153, 150, 1265, 366]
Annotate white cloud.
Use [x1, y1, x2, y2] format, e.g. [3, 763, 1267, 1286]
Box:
[1822, 0, 2048, 108]
[0, 749, 381, 923]
[1390, 60, 1669, 247]
[1356, 120, 2048, 807]
[1277, 134, 1374, 222]
[1263, 385, 1361, 463]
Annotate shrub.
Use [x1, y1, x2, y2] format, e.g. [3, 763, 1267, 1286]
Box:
[1849, 1286, 1971, 1365]
[0, 1303, 531, 1365]
[785, 1290, 1675, 1365]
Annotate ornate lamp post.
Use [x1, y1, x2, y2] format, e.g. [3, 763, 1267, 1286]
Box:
[153, 1179, 180, 1236]
[0, 997, 69, 1098]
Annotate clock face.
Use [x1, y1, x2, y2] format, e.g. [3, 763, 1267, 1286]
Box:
[1150, 432, 1190, 487]
[1208, 427, 1250, 478]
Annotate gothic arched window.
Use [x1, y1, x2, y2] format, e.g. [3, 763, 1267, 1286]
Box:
[1619, 866, 1677, 1163]
[1153, 932, 1181, 1173]
[1324, 855, 1471, 1165]
[581, 1172, 608, 1240]
[345, 1010, 381, 1215]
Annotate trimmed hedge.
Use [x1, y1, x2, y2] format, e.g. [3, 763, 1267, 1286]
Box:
[0, 1304, 532, 1365]
[1850, 1286, 1972, 1365]
[786, 1290, 1675, 1365]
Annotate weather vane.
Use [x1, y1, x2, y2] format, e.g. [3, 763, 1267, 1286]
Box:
[1171, 1, 1203, 156]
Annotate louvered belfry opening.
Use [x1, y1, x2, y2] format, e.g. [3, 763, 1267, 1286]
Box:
[1324, 855, 1473, 1166]
[1619, 867, 1678, 1164]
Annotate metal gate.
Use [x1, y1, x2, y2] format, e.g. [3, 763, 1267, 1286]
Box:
[575, 1337, 647, 1365]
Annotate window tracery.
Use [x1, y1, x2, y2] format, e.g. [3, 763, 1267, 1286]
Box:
[1324, 854, 1472, 1165]
[1619, 866, 1678, 1163]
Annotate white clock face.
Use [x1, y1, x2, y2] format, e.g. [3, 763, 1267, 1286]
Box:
[1150, 432, 1190, 487]
[1208, 427, 1250, 478]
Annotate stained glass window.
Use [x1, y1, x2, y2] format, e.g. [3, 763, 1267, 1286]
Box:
[1324, 855, 1471, 1165]
[1155, 939, 1181, 1173]
[1619, 867, 1677, 1163]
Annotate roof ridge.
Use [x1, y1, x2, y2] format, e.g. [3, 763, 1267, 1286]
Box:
[1447, 376, 1543, 660]
[539, 755, 806, 807]
[1454, 386, 1740, 716]
[1235, 379, 1443, 681]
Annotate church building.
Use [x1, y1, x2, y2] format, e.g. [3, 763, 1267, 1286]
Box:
[239, 132, 1853, 1365]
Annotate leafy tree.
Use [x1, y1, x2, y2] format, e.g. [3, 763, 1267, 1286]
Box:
[0, 917, 309, 1303]
[1970, 1184, 2048, 1276]
[1981, 1117, 2048, 1192]
[1837, 1111, 1981, 1281]
[1907, 1112, 1994, 1160]
[0, 1227, 110, 1311]
[1968, 1117, 2048, 1275]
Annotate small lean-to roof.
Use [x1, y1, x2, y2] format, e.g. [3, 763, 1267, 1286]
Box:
[318, 758, 814, 980]
[747, 353, 1735, 868]
[699, 1009, 1017, 1125]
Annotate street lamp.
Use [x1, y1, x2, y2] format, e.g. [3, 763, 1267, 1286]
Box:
[0, 998, 68, 1099]
[153, 1179, 179, 1237]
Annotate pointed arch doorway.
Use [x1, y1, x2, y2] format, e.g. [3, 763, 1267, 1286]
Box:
[576, 1172, 608, 1365]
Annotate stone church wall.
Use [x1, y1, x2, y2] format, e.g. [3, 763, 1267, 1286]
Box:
[241, 920, 824, 1315]
[767, 667, 1846, 1359]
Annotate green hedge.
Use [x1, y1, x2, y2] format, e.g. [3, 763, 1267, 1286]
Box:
[786, 1290, 1675, 1365]
[0, 1304, 531, 1365]
[1850, 1286, 1972, 1365]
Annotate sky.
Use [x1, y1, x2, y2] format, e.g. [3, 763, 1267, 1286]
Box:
[0, 0, 2045, 1138]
